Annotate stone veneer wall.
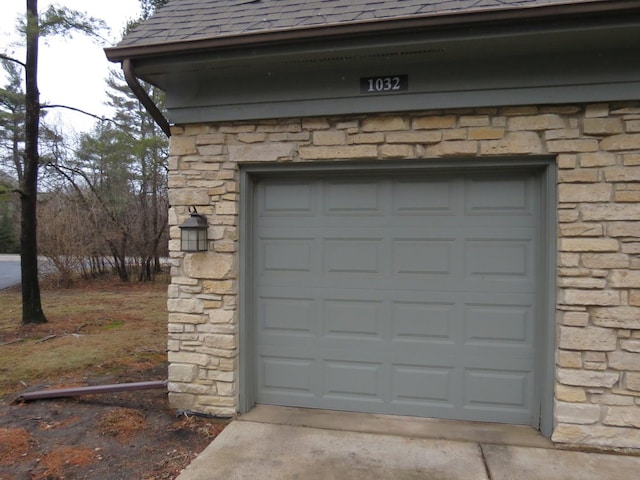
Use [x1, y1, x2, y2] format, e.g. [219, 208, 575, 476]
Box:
[166, 102, 640, 450]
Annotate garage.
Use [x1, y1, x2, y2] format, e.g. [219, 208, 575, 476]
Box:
[252, 166, 542, 426]
[106, 0, 640, 449]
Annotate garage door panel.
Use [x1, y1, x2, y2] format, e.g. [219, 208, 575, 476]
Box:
[324, 238, 383, 274]
[393, 239, 454, 275]
[391, 301, 455, 341]
[392, 178, 455, 215]
[260, 355, 316, 395]
[323, 360, 384, 399]
[325, 180, 383, 215]
[262, 238, 314, 273]
[465, 176, 534, 215]
[465, 239, 532, 279]
[464, 369, 532, 410]
[254, 171, 541, 426]
[464, 303, 533, 346]
[261, 180, 315, 216]
[391, 365, 454, 404]
[324, 299, 383, 338]
[259, 296, 316, 335]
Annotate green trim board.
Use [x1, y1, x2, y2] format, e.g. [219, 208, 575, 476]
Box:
[129, 18, 640, 123]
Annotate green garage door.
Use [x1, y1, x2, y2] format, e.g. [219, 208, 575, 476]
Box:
[253, 170, 541, 426]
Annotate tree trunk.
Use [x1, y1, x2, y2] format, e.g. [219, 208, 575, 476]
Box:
[21, 0, 47, 324]
[109, 242, 129, 282]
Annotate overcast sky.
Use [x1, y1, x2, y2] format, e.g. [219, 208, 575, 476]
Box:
[1, 1, 143, 134]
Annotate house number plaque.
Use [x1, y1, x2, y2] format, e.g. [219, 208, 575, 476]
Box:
[360, 74, 408, 94]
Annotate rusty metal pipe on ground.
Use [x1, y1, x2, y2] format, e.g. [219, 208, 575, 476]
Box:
[16, 380, 167, 402]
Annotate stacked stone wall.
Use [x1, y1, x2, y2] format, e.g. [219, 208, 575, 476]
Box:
[166, 102, 640, 449]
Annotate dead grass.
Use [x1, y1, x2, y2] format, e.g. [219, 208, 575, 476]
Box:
[0, 275, 169, 399]
[34, 445, 97, 479]
[0, 428, 33, 466]
[98, 407, 147, 442]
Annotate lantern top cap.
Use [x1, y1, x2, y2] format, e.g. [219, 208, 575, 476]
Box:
[180, 209, 208, 229]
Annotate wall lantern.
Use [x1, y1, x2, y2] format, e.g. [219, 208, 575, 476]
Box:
[180, 207, 208, 252]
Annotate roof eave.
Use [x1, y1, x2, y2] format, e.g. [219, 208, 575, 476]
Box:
[104, 0, 640, 63]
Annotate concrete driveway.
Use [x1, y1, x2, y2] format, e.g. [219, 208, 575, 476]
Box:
[176, 406, 640, 480]
[0, 254, 21, 289]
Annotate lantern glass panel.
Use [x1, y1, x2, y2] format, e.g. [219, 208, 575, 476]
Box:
[181, 227, 207, 251]
[197, 228, 207, 250]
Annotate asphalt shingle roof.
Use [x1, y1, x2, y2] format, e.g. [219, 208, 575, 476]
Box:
[117, 0, 595, 48]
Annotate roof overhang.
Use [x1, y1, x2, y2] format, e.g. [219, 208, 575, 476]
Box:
[104, 0, 640, 127]
[104, 0, 640, 64]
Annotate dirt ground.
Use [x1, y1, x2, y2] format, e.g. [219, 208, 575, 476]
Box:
[0, 277, 227, 479]
[0, 364, 227, 480]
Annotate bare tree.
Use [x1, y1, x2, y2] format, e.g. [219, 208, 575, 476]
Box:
[47, 112, 168, 283]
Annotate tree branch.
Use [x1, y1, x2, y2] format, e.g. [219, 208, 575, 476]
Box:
[40, 104, 104, 121]
[45, 161, 128, 235]
[0, 187, 23, 197]
[40, 104, 133, 133]
[0, 53, 26, 69]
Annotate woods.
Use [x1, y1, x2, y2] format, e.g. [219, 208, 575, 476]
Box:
[0, 1, 170, 322]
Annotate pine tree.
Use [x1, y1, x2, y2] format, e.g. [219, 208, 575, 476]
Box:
[0, 1, 106, 323]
